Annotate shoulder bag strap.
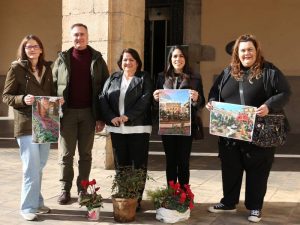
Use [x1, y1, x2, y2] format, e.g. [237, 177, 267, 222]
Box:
[238, 79, 245, 105]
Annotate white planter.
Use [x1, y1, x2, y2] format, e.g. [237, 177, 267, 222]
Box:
[87, 207, 100, 220]
[156, 207, 190, 223]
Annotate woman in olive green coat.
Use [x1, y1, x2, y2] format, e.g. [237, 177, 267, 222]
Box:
[2, 35, 55, 221]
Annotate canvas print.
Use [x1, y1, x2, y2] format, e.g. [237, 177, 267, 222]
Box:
[159, 89, 191, 136]
[32, 96, 61, 143]
[209, 101, 257, 141]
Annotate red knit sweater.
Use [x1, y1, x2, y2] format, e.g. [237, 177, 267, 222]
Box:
[69, 48, 92, 108]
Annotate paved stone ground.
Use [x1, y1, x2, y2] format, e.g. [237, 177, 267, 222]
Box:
[0, 141, 300, 225]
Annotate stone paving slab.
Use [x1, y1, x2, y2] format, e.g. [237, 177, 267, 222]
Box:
[0, 147, 300, 225]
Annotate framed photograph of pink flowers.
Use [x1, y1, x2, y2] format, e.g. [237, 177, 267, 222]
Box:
[158, 89, 191, 136]
[32, 96, 62, 143]
[209, 101, 257, 141]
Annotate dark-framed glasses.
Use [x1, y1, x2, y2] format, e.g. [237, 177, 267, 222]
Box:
[25, 45, 40, 50]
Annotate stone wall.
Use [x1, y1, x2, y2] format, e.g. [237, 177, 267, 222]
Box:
[0, 0, 61, 75]
[62, 0, 145, 73]
[200, 0, 300, 127]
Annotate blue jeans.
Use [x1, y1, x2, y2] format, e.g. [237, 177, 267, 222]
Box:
[17, 135, 50, 213]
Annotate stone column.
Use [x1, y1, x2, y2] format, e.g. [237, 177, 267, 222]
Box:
[62, 0, 145, 169]
[107, 0, 145, 73]
[183, 0, 202, 73]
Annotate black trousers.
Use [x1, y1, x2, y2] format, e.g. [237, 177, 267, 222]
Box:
[110, 132, 150, 201]
[161, 135, 193, 186]
[218, 138, 275, 210]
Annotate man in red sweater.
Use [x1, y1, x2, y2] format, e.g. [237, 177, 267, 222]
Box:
[52, 23, 109, 204]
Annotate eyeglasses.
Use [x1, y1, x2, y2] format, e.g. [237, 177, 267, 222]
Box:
[25, 45, 40, 50]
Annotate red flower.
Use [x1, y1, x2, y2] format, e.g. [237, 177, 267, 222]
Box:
[81, 180, 89, 190]
[168, 180, 181, 195]
[189, 201, 194, 210]
[168, 181, 175, 188]
[89, 179, 96, 185]
[184, 184, 194, 200]
[179, 192, 186, 203]
[174, 183, 180, 191]
[79, 179, 103, 210]
[165, 181, 195, 211]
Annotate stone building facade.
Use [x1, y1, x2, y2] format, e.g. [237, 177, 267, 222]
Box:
[1, 0, 299, 167]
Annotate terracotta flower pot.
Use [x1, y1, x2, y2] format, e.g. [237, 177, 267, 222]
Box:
[112, 197, 137, 223]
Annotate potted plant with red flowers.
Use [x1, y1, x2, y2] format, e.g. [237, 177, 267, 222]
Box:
[79, 179, 103, 221]
[147, 181, 194, 223]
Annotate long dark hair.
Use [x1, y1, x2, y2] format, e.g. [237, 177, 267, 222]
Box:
[117, 48, 142, 72]
[165, 45, 192, 79]
[231, 34, 264, 81]
[17, 34, 45, 76]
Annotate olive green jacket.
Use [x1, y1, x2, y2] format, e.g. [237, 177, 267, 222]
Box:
[2, 60, 55, 137]
[52, 46, 109, 121]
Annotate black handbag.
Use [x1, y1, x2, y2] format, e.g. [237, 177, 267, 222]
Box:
[238, 80, 287, 148]
[252, 114, 287, 148]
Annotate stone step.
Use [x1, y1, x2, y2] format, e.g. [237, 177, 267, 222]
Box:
[0, 119, 14, 137]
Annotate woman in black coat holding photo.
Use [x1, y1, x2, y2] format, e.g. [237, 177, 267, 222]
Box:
[153, 45, 205, 188]
[206, 34, 291, 223]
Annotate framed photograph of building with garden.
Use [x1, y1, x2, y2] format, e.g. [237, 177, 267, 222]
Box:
[158, 89, 191, 136]
[209, 101, 257, 141]
[32, 96, 61, 144]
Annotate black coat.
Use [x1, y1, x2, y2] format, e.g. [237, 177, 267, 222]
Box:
[99, 71, 153, 126]
[208, 61, 291, 113]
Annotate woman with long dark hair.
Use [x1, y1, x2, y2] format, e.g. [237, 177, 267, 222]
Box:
[153, 45, 205, 187]
[2, 35, 55, 221]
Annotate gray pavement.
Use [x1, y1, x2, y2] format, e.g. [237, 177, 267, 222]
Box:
[0, 137, 300, 225]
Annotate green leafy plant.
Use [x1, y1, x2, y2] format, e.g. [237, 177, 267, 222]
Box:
[79, 179, 103, 210]
[148, 181, 194, 213]
[111, 166, 150, 199]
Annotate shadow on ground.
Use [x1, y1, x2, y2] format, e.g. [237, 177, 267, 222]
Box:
[37, 200, 300, 225]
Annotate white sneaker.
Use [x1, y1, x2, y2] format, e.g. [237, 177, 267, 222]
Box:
[37, 205, 51, 214]
[248, 210, 262, 223]
[21, 212, 37, 221]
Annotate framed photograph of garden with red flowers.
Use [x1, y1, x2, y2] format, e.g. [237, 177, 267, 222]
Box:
[32, 96, 62, 143]
[209, 101, 257, 141]
[158, 89, 191, 136]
